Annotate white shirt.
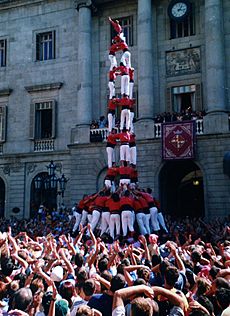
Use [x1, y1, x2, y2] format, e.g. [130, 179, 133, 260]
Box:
[112, 306, 125, 316]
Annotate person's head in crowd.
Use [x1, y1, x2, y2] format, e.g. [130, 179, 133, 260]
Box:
[74, 253, 84, 268]
[100, 270, 112, 292]
[209, 266, 220, 280]
[42, 291, 53, 316]
[196, 278, 211, 297]
[137, 267, 150, 283]
[191, 250, 202, 264]
[210, 277, 230, 294]
[59, 281, 75, 308]
[151, 254, 162, 267]
[216, 287, 230, 311]
[10, 287, 33, 312]
[1, 257, 15, 276]
[75, 305, 93, 316]
[14, 272, 27, 289]
[130, 297, 158, 316]
[55, 299, 69, 316]
[188, 310, 209, 316]
[76, 267, 88, 287]
[98, 257, 109, 273]
[30, 276, 45, 295]
[133, 278, 147, 286]
[110, 274, 126, 293]
[164, 265, 179, 288]
[81, 279, 95, 299]
[197, 295, 214, 315]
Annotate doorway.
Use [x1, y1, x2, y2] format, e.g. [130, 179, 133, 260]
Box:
[159, 161, 205, 217]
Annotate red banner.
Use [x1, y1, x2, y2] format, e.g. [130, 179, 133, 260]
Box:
[162, 121, 195, 160]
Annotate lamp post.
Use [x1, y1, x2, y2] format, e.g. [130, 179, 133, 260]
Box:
[34, 161, 68, 211]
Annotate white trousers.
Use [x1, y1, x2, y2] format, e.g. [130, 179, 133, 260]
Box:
[108, 81, 115, 99]
[136, 213, 151, 236]
[80, 210, 88, 226]
[109, 214, 120, 239]
[106, 147, 115, 168]
[129, 82, 134, 99]
[120, 109, 130, 131]
[104, 179, 116, 192]
[121, 75, 129, 96]
[88, 210, 101, 231]
[108, 113, 115, 132]
[72, 212, 82, 232]
[130, 112, 134, 133]
[130, 146, 137, 165]
[120, 144, 130, 162]
[109, 54, 117, 71]
[100, 212, 110, 236]
[150, 207, 160, 231]
[121, 210, 134, 236]
[121, 50, 131, 68]
[157, 212, 168, 233]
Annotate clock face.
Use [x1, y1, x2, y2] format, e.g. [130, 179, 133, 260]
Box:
[172, 2, 188, 18]
[168, 0, 191, 21]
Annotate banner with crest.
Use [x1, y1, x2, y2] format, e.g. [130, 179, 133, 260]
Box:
[162, 121, 196, 160]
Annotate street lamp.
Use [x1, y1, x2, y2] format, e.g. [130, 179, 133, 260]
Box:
[34, 161, 68, 210]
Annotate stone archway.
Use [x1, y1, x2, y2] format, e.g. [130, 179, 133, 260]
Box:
[0, 177, 5, 218]
[159, 160, 205, 217]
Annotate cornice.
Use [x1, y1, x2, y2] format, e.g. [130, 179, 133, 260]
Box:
[0, 0, 44, 10]
[25, 82, 63, 93]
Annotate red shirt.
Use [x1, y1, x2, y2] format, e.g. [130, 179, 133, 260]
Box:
[129, 133, 136, 144]
[106, 198, 121, 213]
[109, 69, 117, 81]
[108, 98, 119, 110]
[119, 166, 133, 179]
[110, 19, 122, 34]
[107, 133, 117, 146]
[129, 68, 134, 81]
[94, 196, 108, 208]
[116, 65, 129, 76]
[105, 167, 117, 180]
[130, 168, 138, 181]
[120, 196, 134, 211]
[140, 192, 154, 203]
[109, 42, 128, 54]
[116, 132, 130, 143]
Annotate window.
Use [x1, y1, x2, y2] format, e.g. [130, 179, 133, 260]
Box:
[169, 4, 195, 39]
[36, 31, 56, 61]
[0, 40, 7, 67]
[111, 16, 133, 46]
[0, 105, 7, 142]
[30, 101, 56, 139]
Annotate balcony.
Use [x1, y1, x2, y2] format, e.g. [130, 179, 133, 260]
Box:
[89, 119, 204, 142]
[34, 139, 54, 152]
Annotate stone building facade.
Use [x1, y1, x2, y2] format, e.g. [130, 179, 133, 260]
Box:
[0, 0, 229, 219]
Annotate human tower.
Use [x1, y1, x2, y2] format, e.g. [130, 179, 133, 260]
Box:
[71, 18, 168, 239]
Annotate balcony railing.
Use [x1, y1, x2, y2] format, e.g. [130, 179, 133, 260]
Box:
[90, 119, 204, 142]
[154, 119, 204, 138]
[34, 139, 54, 152]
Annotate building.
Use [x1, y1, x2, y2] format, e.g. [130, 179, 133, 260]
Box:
[0, 0, 229, 219]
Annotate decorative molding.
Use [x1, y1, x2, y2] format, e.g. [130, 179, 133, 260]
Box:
[75, 0, 91, 10]
[27, 163, 37, 175]
[3, 165, 10, 175]
[0, 88, 13, 97]
[25, 82, 63, 93]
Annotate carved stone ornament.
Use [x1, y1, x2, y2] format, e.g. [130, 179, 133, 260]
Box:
[3, 165, 10, 175]
[27, 163, 37, 175]
[75, 0, 92, 10]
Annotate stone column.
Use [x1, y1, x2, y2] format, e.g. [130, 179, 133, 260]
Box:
[203, 0, 228, 133]
[135, 0, 155, 139]
[72, 0, 93, 143]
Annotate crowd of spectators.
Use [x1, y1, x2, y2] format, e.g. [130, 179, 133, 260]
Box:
[90, 111, 207, 131]
[0, 211, 229, 316]
[153, 110, 206, 124]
